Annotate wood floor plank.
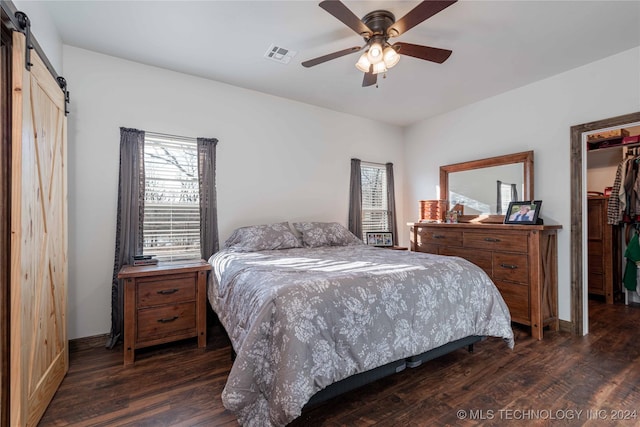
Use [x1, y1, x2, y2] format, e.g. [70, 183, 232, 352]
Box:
[39, 301, 640, 426]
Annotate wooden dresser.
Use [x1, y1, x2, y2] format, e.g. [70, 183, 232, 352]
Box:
[118, 260, 211, 365]
[587, 195, 621, 304]
[409, 222, 561, 340]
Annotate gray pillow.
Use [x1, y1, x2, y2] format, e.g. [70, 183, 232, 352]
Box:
[225, 222, 302, 251]
[292, 222, 363, 248]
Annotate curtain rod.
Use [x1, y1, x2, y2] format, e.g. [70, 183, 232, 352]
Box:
[146, 131, 217, 142]
[361, 160, 390, 167]
[1, 0, 70, 115]
[146, 131, 197, 141]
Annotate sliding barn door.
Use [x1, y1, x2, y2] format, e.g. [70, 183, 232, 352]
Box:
[10, 31, 67, 426]
[1, 18, 11, 427]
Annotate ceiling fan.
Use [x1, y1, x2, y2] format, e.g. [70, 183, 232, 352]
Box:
[302, 0, 457, 87]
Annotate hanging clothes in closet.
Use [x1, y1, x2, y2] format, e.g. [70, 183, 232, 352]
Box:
[608, 147, 640, 292]
[624, 231, 640, 292]
[607, 148, 640, 225]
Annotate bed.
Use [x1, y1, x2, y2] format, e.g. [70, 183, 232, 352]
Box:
[207, 222, 514, 426]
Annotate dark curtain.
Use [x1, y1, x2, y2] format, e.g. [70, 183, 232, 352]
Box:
[511, 184, 518, 203]
[386, 162, 398, 246]
[107, 127, 145, 349]
[197, 137, 219, 261]
[348, 158, 363, 239]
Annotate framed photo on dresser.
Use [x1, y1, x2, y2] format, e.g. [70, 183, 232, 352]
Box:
[504, 200, 542, 225]
[366, 232, 394, 247]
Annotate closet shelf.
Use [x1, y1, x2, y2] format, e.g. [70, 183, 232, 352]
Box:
[587, 137, 640, 152]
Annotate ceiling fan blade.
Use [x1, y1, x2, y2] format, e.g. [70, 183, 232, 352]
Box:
[393, 42, 452, 64]
[319, 0, 373, 37]
[362, 70, 377, 87]
[302, 46, 362, 68]
[388, 1, 457, 37]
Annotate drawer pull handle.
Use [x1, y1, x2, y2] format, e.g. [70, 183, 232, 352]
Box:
[484, 237, 501, 242]
[157, 288, 179, 295]
[500, 263, 518, 270]
[157, 316, 179, 323]
[433, 235, 446, 239]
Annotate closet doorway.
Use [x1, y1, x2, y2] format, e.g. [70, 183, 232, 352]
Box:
[570, 112, 640, 336]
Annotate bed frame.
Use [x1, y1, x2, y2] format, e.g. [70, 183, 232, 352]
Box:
[304, 335, 483, 409]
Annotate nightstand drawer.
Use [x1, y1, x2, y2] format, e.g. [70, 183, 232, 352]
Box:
[137, 302, 196, 341]
[137, 274, 196, 308]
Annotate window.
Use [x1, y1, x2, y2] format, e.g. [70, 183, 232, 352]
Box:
[360, 163, 389, 239]
[143, 133, 200, 261]
[497, 180, 518, 215]
[499, 182, 512, 214]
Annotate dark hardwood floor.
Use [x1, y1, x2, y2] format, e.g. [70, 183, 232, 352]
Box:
[39, 300, 640, 426]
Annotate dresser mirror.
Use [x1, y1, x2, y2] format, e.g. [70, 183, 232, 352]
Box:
[440, 151, 534, 222]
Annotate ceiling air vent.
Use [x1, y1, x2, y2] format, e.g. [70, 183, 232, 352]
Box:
[264, 44, 297, 64]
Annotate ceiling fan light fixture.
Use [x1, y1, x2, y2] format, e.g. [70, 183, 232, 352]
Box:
[367, 41, 384, 63]
[355, 52, 372, 72]
[304, 1, 457, 87]
[383, 46, 400, 68]
[371, 61, 387, 75]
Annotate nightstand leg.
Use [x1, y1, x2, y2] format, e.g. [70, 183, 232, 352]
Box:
[197, 270, 207, 348]
[124, 278, 136, 365]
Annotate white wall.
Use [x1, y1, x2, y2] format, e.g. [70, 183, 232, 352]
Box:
[404, 47, 640, 322]
[63, 46, 404, 339]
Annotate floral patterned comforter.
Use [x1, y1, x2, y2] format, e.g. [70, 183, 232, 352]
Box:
[207, 245, 514, 426]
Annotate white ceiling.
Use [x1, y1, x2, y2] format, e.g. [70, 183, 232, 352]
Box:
[42, 0, 640, 127]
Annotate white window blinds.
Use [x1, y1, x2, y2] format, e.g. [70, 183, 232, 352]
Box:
[361, 163, 389, 239]
[143, 133, 200, 261]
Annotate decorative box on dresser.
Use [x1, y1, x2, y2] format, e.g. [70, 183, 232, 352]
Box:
[587, 195, 621, 304]
[409, 222, 562, 340]
[117, 259, 211, 365]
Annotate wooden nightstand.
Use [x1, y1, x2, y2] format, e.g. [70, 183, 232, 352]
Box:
[117, 259, 211, 365]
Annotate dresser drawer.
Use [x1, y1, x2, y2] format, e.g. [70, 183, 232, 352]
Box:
[493, 253, 529, 284]
[494, 280, 529, 324]
[417, 229, 463, 247]
[440, 246, 492, 277]
[463, 232, 527, 253]
[414, 242, 439, 254]
[137, 274, 196, 308]
[137, 302, 196, 341]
